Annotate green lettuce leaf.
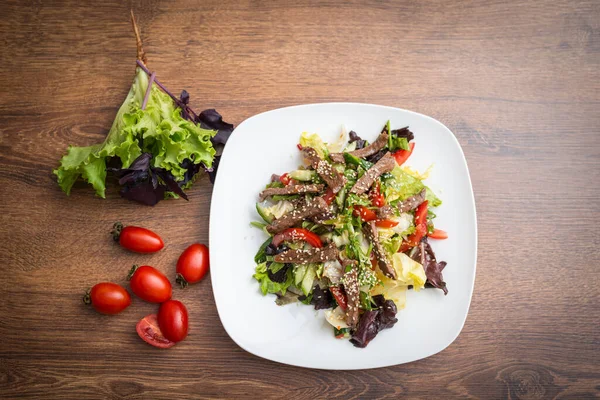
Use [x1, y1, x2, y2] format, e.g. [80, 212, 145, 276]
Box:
[384, 166, 425, 203]
[253, 262, 294, 295]
[54, 67, 216, 198]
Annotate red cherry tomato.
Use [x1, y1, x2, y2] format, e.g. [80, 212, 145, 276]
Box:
[406, 223, 427, 248]
[375, 219, 399, 228]
[128, 265, 172, 303]
[330, 286, 348, 311]
[429, 229, 448, 239]
[112, 222, 164, 253]
[414, 200, 429, 226]
[369, 182, 385, 207]
[136, 314, 176, 349]
[353, 206, 378, 222]
[392, 142, 415, 165]
[83, 282, 131, 315]
[176, 244, 210, 288]
[157, 300, 189, 343]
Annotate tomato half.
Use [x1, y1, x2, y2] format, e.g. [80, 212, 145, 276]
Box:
[112, 222, 164, 254]
[279, 173, 291, 185]
[375, 219, 399, 228]
[414, 200, 429, 227]
[406, 223, 427, 247]
[136, 314, 176, 349]
[128, 265, 172, 303]
[392, 142, 415, 165]
[84, 282, 131, 315]
[429, 228, 448, 240]
[272, 228, 323, 248]
[330, 286, 348, 311]
[369, 182, 385, 207]
[353, 206, 378, 222]
[176, 243, 210, 288]
[157, 300, 189, 343]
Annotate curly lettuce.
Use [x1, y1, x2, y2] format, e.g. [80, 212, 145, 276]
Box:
[54, 67, 216, 198]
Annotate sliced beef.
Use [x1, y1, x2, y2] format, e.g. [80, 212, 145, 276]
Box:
[330, 131, 389, 164]
[342, 261, 360, 328]
[350, 152, 396, 194]
[274, 242, 339, 264]
[377, 204, 395, 219]
[397, 188, 426, 213]
[259, 183, 324, 202]
[303, 147, 346, 193]
[362, 220, 396, 279]
[266, 197, 328, 234]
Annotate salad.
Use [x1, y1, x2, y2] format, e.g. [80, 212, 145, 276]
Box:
[252, 122, 448, 348]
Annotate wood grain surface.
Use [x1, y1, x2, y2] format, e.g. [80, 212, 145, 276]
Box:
[1, 0, 599, 398]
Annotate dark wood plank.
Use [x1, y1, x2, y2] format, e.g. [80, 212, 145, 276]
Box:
[1, 0, 599, 398]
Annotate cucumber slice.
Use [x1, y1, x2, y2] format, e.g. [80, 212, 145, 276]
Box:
[301, 264, 316, 296]
[294, 265, 307, 286]
[288, 170, 317, 181]
[256, 203, 274, 223]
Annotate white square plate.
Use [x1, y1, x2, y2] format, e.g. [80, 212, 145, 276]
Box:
[210, 103, 477, 369]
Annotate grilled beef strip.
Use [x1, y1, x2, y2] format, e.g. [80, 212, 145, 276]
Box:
[302, 147, 346, 193]
[265, 197, 329, 234]
[362, 220, 397, 279]
[274, 242, 339, 264]
[259, 184, 324, 202]
[350, 152, 396, 194]
[330, 131, 389, 164]
[397, 188, 426, 213]
[341, 259, 360, 327]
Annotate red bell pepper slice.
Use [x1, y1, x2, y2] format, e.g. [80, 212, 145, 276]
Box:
[428, 228, 448, 240]
[272, 228, 323, 248]
[353, 206, 377, 222]
[375, 219, 399, 228]
[392, 142, 415, 165]
[329, 286, 348, 310]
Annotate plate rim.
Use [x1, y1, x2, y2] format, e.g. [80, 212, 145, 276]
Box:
[210, 102, 478, 370]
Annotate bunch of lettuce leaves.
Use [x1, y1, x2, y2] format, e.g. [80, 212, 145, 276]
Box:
[54, 64, 233, 205]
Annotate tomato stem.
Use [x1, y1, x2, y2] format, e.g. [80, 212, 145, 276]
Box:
[82, 289, 91, 305]
[175, 273, 188, 289]
[127, 264, 140, 281]
[111, 222, 123, 242]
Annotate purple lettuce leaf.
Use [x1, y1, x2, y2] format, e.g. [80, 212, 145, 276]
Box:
[349, 130, 366, 150]
[349, 310, 380, 348]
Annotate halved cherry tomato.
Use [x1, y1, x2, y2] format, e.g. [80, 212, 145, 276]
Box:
[429, 229, 448, 240]
[330, 286, 348, 311]
[353, 206, 377, 222]
[112, 222, 164, 254]
[158, 300, 189, 343]
[375, 219, 399, 228]
[392, 142, 415, 165]
[279, 173, 291, 185]
[322, 187, 336, 205]
[272, 228, 323, 248]
[369, 182, 386, 207]
[128, 265, 172, 303]
[414, 200, 429, 226]
[176, 244, 210, 288]
[136, 314, 175, 349]
[398, 241, 411, 253]
[83, 282, 131, 315]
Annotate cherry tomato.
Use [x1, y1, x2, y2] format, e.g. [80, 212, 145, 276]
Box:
[392, 142, 415, 165]
[272, 228, 323, 248]
[353, 206, 378, 222]
[111, 222, 164, 253]
[429, 228, 448, 240]
[406, 223, 427, 247]
[136, 314, 175, 349]
[322, 187, 336, 205]
[157, 300, 189, 343]
[83, 282, 131, 315]
[297, 143, 303, 150]
[375, 219, 399, 228]
[128, 265, 172, 303]
[176, 244, 210, 288]
[330, 286, 348, 311]
[279, 173, 291, 185]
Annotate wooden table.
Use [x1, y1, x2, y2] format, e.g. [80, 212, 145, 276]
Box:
[1, 0, 599, 398]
